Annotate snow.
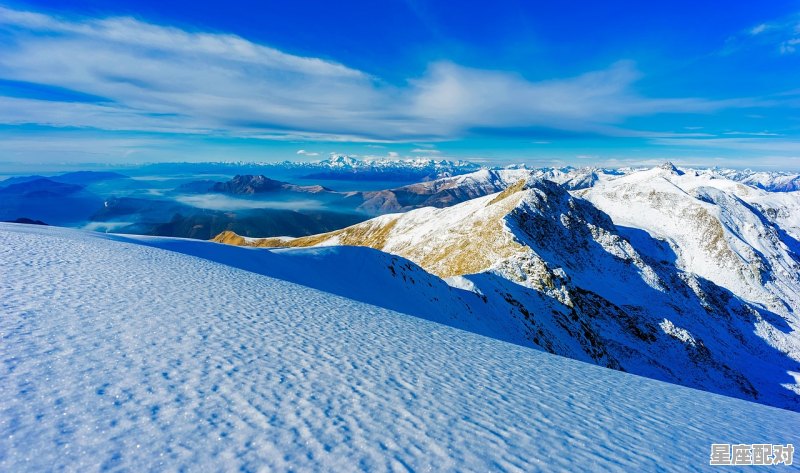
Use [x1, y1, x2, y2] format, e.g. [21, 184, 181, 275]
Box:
[707, 168, 800, 192]
[580, 166, 800, 318]
[317, 154, 480, 172]
[1, 223, 798, 472]
[219, 173, 800, 410]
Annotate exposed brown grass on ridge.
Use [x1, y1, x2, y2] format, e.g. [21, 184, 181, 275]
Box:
[211, 188, 530, 279]
[488, 179, 527, 206]
[212, 231, 248, 246]
[337, 218, 399, 249]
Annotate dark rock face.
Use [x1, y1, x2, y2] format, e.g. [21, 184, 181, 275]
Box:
[210, 175, 287, 194]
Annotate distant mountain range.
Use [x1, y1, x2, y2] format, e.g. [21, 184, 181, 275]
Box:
[214, 163, 800, 412]
[293, 154, 483, 181]
[0, 171, 129, 187]
[3, 162, 800, 240]
[0, 177, 105, 225]
[0, 171, 367, 238]
[136, 155, 483, 183]
[709, 167, 800, 192]
[133, 156, 800, 191]
[176, 168, 628, 216]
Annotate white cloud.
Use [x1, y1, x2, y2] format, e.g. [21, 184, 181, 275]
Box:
[652, 137, 800, 153]
[387, 151, 400, 158]
[411, 148, 441, 154]
[0, 6, 362, 78]
[296, 149, 320, 156]
[780, 37, 800, 54]
[721, 131, 780, 136]
[732, 13, 800, 55]
[0, 6, 750, 142]
[410, 61, 740, 136]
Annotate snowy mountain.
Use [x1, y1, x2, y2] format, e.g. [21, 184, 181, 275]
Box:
[215, 166, 800, 411]
[2, 222, 798, 471]
[337, 167, 629, 214]
[528, 166, 626, 190]
[708, 168, 800, 192]
[130, 156, 482, 186]
[530, 164, 800, 193]
[339, 169, 531, 214]
[525, 164, 799, 192]
[309, 154, 481, 173]
[174, 168, 610, 216]
[578, 164, 800, 315]
[296, 155, 483, 182]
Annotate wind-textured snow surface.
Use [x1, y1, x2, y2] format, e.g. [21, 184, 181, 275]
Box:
[1, 224, 798, 472]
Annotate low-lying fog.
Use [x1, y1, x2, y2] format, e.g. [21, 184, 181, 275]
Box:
[175, 194, 329, 211]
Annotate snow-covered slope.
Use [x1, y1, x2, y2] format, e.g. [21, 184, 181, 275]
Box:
[216, 170, 800, 411]
[579, 165, 800, 337]
[709, 168, 800, 192]
[530, 166, 626, 190]
[340, 166, 627, 215]
[2, 223, 798, 472]
[133, 233, 528, 346]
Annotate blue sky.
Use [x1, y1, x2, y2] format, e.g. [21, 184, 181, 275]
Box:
[1, 1, 800, 169]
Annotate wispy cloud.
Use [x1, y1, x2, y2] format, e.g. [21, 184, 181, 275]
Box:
[780, 38, 800, 54]
[726, 12, 800, 55]
[652, 136, 800, 153]
[721, 131, 781, 136]
[0, 131, 177, 161]
[296, 149, 320, 156]
[408, 61, 744, 136]
[0, 5, 755, 142]
[411, 148, 441, 154]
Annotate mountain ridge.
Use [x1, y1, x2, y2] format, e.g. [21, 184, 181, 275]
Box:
[213, 166, 800, 411]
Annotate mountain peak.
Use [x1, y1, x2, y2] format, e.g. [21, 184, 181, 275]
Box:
[210, 174, 285, 194]
[322, 154, 362, 167]
[658, 161, 684, 175]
